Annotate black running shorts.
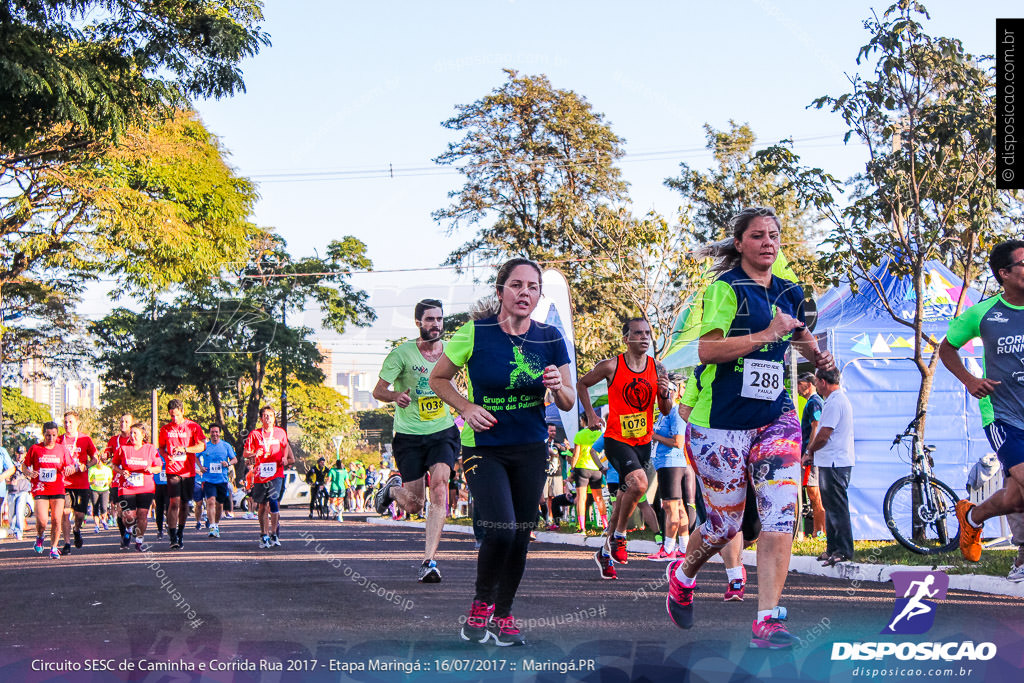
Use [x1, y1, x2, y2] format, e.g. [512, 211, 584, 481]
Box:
[65, 488, 90, 514]
[392, 425, 459, 482]
[603, 438, 651, 478]
[166, 475, 195, 503]
[657, 466, 685, 500]
[121, 493, 155, 512]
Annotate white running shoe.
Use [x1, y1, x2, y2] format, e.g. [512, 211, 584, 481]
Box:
[1007, 562, 1024, 583]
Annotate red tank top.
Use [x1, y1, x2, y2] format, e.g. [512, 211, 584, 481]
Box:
[605, 353, 658, 446]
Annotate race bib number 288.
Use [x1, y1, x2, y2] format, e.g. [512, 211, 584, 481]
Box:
[741, 360, 784, 401]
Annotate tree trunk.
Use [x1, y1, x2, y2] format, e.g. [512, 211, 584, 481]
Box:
[209, 385, 232, 445]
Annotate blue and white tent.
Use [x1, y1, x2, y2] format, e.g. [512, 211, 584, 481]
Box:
[814, 256, 994, 539]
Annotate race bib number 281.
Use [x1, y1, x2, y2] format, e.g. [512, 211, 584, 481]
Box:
[741, 360, 784, 401]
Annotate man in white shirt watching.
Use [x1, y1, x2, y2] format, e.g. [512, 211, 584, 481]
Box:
[804, 367, 855, 565]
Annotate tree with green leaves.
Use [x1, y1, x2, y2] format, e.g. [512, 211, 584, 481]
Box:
[1, 110, 259, 294]
[1, 279, 87, 382]
[1, 0, 269, 151]
[434, 69, 628, 268]
[92, 233, 376, 456]
[432, 70, 659, 365]
[1, 110, 260, 439]
[664, 121, 831, 286]
[804, 0, 1006, 424]
[563, 206, 700, 360]
[1, 386, 49, 431]
[284, 382, 357, 460]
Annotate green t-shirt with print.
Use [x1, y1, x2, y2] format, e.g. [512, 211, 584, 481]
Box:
[379, 341, 455, 436]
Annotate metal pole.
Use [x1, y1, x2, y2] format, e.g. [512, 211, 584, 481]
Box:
[280, 302, 288, 428]
[150, 297, 158, 440]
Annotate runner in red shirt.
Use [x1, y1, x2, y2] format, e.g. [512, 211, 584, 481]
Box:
[157, 399, 206, 550]
[56, 410, 99, 555]
[112, 422, 163, 551]
[243, 406, 294, 549]
[24, 422, 79, 559]
[104, 413, 135, 549]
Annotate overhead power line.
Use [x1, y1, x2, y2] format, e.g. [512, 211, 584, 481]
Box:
[249, 133, 848, 184]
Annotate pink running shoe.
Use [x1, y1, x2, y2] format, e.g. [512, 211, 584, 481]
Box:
[750, 607, 800, 649]
[724, 566, 747, 601]
[646, 545, 674, 561]
[460, 600, 495, 643]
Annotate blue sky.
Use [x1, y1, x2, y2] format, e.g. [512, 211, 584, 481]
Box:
[90, 1, 1017, 373]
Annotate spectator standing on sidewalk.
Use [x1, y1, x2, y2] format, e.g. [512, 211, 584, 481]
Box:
[804, 368, 855, 565]
[796, 373, 826, 539]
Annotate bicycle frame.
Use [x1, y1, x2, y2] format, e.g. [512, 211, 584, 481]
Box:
[887, 411, 958, 552]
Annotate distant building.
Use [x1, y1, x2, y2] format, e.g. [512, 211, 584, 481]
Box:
[19, 358, 100, 420]
[319, 347, 379, 411]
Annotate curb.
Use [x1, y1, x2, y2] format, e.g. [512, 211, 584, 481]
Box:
[366, 517, 1024, 598]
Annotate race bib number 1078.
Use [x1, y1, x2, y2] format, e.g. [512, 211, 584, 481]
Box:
[619, 412, 648, 439]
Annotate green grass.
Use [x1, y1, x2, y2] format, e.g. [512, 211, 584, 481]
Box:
[440, 517, 1019, 578]
[788, 536, 1019, 577]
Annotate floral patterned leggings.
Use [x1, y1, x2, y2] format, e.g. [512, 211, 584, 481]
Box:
[687, 409, 801, 547]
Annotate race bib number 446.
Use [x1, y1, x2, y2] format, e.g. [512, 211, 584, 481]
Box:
[418, 396, 445, 421]
[741, 360, 784, 401]
[259, 462, 277, 478]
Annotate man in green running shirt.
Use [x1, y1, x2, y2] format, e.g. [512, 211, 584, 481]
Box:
[372, 299, 460, 583]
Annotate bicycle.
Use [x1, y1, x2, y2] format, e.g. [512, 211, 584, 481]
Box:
[881, 411, 961, 555]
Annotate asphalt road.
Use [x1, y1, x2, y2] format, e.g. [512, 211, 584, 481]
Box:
[1, 510, 1021, 682]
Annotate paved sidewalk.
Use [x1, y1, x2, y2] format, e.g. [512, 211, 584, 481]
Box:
[367, 516, 1024, 599]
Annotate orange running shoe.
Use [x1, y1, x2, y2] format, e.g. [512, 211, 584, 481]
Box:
[955, 499, 982, 562]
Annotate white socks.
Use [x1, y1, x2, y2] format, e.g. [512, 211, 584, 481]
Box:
[757, 609, 773, 621]
[664, 537, 677, 553]
[674, 565, 696, 587]
[726, 566, 744, 581]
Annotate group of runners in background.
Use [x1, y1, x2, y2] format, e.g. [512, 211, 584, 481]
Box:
[19, 400, 295, 555]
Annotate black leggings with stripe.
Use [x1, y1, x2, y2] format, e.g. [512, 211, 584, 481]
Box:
[463, 442, 547, 618]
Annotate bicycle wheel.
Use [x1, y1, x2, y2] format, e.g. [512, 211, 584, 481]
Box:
[883, 475, 961, 555]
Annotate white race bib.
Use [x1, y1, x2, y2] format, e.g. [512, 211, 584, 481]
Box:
[126, 472, 144, 488]
[740, 359, 784, 401]
[259, 462, 277, 478]
[40, 468, 57, 483]
[208, 462, 222, 474]
[172, 452, 187, 463]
